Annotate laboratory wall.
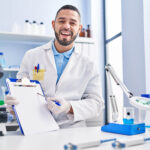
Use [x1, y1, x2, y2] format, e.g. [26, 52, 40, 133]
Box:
[0, 0, 91, 67]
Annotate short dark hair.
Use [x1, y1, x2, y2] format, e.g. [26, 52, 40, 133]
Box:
[55, 5, 81, 19]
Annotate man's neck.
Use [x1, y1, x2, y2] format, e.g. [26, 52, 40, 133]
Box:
[54, 40, 74, 53]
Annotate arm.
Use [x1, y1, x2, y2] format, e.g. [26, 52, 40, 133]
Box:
[70, 71, 104, 122]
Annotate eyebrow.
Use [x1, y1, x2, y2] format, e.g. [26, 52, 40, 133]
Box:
[57, 17, 77, 22]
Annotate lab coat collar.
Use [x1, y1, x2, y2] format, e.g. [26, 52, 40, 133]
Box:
[42, 40, 81, 57]
[52, 40, 74, 59]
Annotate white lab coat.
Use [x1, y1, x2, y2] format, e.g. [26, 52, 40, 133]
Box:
[17, 40, 104, 128]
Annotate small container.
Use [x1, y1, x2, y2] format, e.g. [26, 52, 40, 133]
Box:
[79, 28, 85, 37]
[12, 22, 21, 33]
[24, 20, 32, 34]
[0, 52, 6, 68]
[86, 24, 91, 38]
[39, 22, 46, 35]
[123, 107, 134, 124]
[32, 21, 39, 35]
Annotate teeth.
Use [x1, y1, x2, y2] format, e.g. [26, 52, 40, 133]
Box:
[61, 31, 71, 35]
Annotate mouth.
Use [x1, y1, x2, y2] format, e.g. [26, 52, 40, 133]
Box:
[60, 30, 72, 38]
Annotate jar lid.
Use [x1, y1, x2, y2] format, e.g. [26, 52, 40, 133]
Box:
[0, 100, 4, 105]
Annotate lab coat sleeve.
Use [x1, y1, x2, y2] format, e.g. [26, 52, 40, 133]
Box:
[17, 51, 31, 79]
[69, 66, 105, 122]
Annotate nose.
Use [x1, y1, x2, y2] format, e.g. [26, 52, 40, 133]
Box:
[63, 22, 70, 29]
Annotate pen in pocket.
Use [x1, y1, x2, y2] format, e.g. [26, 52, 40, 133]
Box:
[37, 92, 61, 106]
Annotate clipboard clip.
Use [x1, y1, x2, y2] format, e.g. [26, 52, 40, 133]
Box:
[14, 77, 37, 87]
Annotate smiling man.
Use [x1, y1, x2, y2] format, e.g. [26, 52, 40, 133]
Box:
[5, 5, 104, 128]
[52, 5, 82, 51]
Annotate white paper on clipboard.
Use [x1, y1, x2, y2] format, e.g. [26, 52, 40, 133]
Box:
[6, 78, 59, 135]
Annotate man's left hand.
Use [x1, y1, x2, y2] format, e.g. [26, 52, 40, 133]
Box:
[47, 97, 72, 115]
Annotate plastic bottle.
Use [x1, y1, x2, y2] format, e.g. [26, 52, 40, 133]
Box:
[12, 22, 21, 33]
[86, 24, 91, 38]
[0, 52, 6, 68]
[32, 21, 39, 35]
[24, 20, 32, 34]
[39, 22, 46, 35]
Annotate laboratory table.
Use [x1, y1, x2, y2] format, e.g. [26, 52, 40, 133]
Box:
[1, 126, 150, 150]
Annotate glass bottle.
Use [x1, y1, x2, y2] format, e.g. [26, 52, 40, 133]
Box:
[86, 24, 91, 38]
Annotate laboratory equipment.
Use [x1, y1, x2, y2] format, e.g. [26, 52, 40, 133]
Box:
[64, 138, 116, 150]
[101, 123, 145, 135]
[101, 64, 146, 135]
[0, 104, 14, 136]
[123, 107, 134, 124]
[0, 64, 3, 78]
[105, 64, 150, 113]
[112, 136, 150, 148]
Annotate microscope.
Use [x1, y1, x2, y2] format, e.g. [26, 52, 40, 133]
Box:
[0, 64, 8, 136]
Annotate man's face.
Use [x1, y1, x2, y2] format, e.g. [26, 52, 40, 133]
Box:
[52, 9, 82, 46]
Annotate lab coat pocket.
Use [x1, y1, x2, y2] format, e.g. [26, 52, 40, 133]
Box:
[33, 69, 45, 81]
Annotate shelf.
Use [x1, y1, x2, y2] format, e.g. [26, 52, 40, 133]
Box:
[0, 32, 95, 44]
[3, 68, 19, 72]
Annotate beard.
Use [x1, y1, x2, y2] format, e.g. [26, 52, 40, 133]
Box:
[54, 29, 78, 46]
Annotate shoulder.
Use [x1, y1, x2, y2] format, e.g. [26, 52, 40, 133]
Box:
[25, 41, 52, 56]
[74, 47, 98, 74]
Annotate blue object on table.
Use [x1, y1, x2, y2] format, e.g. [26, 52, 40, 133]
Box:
[64, 138, 116, 150]
[141, 94, 150, 98]
[101, 123, 145, 135]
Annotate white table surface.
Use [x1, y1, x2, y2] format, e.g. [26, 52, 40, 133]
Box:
[1, 126, 150, 150]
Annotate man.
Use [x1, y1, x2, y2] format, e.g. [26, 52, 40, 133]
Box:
[5, 5, 104, 128]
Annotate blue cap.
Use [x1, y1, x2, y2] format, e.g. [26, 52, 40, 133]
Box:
[0, 52, 3, 55]
[141, 94, 150, 98]
[5, 91, 9, 95]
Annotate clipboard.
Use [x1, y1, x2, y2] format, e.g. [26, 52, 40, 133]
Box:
[6, 78, 59, 135]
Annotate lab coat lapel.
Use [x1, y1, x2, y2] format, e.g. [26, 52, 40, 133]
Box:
[46, 42, 57, 72]
[56, 47, 80, 88]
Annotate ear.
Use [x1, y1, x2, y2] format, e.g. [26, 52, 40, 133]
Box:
[52, 20, 55, 29]
[79, 24, 83, 33]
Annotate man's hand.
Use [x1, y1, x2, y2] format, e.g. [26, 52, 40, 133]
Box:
[4, 95, 19, 114]
[47, 97, 72, 115]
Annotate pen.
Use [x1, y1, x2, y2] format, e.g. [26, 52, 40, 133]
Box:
[37, 92, 61, 106]
[64, 138, 116, 150]
[37, 64, 39, 73]
[34, 66, 37, 72]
